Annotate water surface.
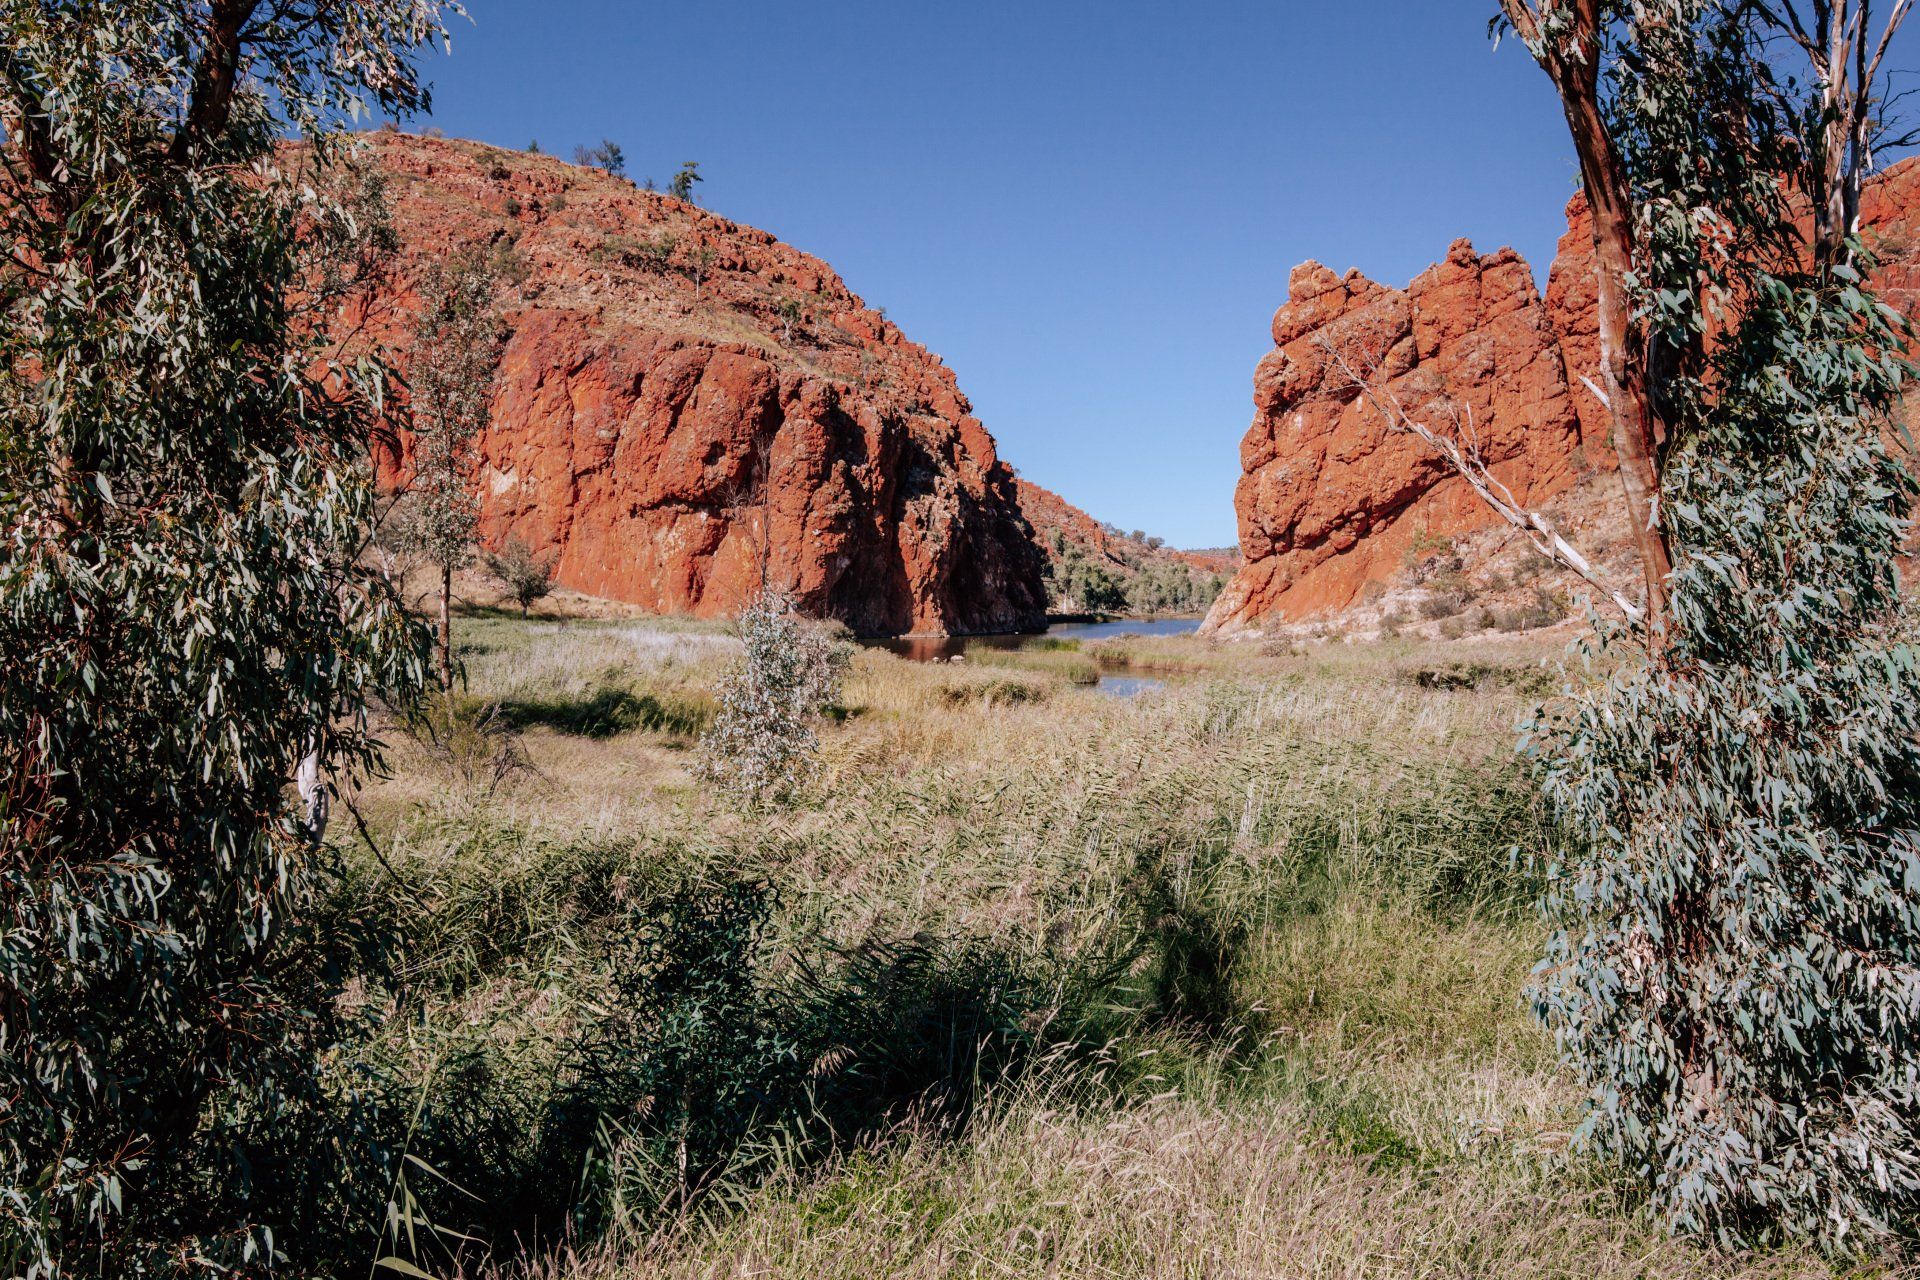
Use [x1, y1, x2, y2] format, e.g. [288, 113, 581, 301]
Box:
[1044, 617, 1204, 643]
[871, 616, 1202, 663]
[1095, 674, 1167, 698]
[866, 618, 1198, 698]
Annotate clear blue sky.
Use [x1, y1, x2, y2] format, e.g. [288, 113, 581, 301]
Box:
[407, 2, 1589, 548]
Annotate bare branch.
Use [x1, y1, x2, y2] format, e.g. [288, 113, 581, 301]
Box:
[1864, 0, 1911, 88]
[1317, 334, 1646, 628]
[1753, 0, 1830, 62]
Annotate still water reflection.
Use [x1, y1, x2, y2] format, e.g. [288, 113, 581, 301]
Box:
[1094, 674, 1167, 698]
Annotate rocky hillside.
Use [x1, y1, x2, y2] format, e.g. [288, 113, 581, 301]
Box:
[1014, 479, 1237, 615]
[1015, 480, 1236, 576]
[1205, 159, 1920, 636]
[360, 132, 1047, 637]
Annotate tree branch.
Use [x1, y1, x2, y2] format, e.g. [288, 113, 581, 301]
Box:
[1863, 0, 1911, 88]
[170, 0, 262, 161]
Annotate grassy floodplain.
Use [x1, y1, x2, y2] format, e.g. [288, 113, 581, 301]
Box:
[336, 610, 1892, 1280]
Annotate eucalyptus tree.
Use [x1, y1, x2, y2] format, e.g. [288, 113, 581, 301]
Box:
[1479, 0, 1920, 1246]
[668, 159, 703, 202]
[0, 2, 455, 1272]
[696, 592, 851, 807]
[400, 248, 504, 688]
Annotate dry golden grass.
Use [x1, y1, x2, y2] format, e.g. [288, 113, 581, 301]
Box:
[344, 613, 1907, 1280]
[577, 1092, 1845, 1280]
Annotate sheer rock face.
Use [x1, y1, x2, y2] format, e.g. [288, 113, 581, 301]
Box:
[1206, 157, 1920, 633]
[364, 133, 1045, 636]
[1204, 240, 1585, 631]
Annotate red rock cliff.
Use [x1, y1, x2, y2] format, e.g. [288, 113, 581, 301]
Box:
[364, 133, 1046, 637]
[1204, 240, 1586, 631]
[1206, 158, 1920, 633]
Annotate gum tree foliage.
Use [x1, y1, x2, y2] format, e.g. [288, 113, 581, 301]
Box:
[0, 2, 455, 1272]
[1123, 560, 1225, 617]
[696, 592, 851, 805]
[1041, 531, 1219, 617]
[1497, 0, 1920, 1246]
[1043, 535, 1128, 614]
[395, 248, 504, 688]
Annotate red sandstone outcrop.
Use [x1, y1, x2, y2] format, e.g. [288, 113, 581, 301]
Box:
[1205, 240, 1587, 631]
[1206, 157, 1920, 633]
[362, 133, 1045, 636]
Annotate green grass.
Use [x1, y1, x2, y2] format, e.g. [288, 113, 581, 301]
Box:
[962, 644, 1102, 684]
[497, 686, 713, 738]
[318, 617, 1890, 1280]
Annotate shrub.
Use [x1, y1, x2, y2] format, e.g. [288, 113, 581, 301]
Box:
[561, 883, 794, 1224]
[1121, 843, 1253, 1034]
[500, 686, 711, 739]
[491, 242, 532, 289]
[1510, 553, 1547, 585]
[1404, 661, 1556, 697]
[776, 295, 805, 343]
[642, 232, 680, 271]
[402, 692, 535, 799]
[1491, 587, 1563, 633]
[485, 537, 558, 617]
[696, 593, 851, 805]
[596, 232, 680, 274]
[1403, 529, 1463, 583]
[544, 885, 1053, 1241]
[575, 139, 625, 177]
[686, 245, 720, 298]
[939, 677, 1048, 708]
